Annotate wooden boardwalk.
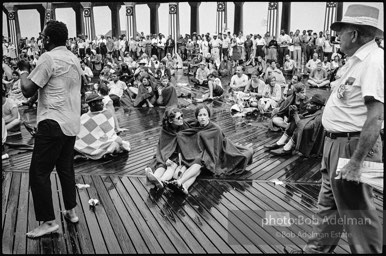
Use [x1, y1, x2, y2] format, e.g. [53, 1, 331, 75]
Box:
[2, 72, 383, 254]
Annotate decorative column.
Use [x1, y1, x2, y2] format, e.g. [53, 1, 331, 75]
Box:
[280, 2, 291, 34]
[324, 2, 338, 35]
[80, 2, 96, 40]
[124, 2, 137, 39]
[216, 2, 226, 34]
[334, 2, 343, 36]
[109, 3, 121, 38]
[267, 2, 279, 38]
[43, 2, 56, 24]
[36, 6, 45, 31]
[73, 4, 85, 37]
[189, 2, 200, 35]
[233, 2, 244, 34]
[148, 3, 160, 35]
[169, 2, 179, 53]
[4, 5, 21, 55]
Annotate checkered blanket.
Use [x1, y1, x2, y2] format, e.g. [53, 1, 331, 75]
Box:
[75, 109, 129, 160]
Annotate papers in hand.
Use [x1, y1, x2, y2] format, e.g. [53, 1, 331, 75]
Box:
[336, 158, 383, 191]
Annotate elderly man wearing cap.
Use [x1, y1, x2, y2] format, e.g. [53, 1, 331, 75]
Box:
[286, 4, 384, 254]
[267, 93, 325, 156]
[75, 92, 130, 160]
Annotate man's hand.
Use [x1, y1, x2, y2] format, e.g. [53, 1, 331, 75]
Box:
[335, 159, 362, 183]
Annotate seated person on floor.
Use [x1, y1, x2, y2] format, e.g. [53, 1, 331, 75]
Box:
[264, 60, 286, 87]
[145, 107, 191, 189]
[97, 84, 127, 134]
[2, 87, 21, 135]
[255, 55, 267, 78]
[305, 52, 321, 75]
[283, 74, 302, 99]
[194, 72, 224, 102]
[161, 53, 177, 76]
[207, 58, 218, 75]
[7, 71, 28, 106]
[187, 53, 204, 76]
[283, 54, 296, 78]
[265, 94, 326, 157]
[81, 61, 94, 83]
[156, 76, 178, 107]
[218, 55, 231, 77]
[154, 60, 172, 81]
[244, 72, 266, 98]
[307, 62, 330, 88]
[191, 61, 210, 86]
[74, 92, 130, 160]
[321, 56, 332, 78]
[258, 76, 282, 113]
[269, 82, 308, 131]
[107, 73, 130, 107]
[133, 74, 158, 107]
[167, 105, 254, 194]
[229, 65, 249, 92]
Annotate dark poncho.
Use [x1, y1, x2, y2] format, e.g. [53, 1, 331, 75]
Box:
[150, 120, 253, 176]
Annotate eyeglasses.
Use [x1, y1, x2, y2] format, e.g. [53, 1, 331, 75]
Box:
[39, 32, 47, 39]
[336, 30, 356, 37]
[174, 114, 183, 120]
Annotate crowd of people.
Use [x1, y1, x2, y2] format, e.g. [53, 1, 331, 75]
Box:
[1, 4, 384, 254]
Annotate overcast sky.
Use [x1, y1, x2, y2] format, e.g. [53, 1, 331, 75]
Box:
[3, 2, 383, 39]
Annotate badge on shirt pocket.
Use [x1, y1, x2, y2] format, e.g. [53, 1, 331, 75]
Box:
[337, 77, 356, 99]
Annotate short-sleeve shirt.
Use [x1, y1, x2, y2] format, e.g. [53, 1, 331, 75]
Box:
[310, 68, 327, 80]
[322, 40, 384, 132]
[28, 46, 82, 136]
[108, 80, 127, 98]
[230, 74, 249, 90]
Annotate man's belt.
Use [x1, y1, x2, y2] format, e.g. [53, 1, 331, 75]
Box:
[325, 132, 361, 139]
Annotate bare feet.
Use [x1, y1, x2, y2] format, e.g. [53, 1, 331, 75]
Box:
[26, 221, 59, 238]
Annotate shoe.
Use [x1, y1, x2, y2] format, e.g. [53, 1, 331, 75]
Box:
[147, 172, 164, 189]
[283, 246, 305, 254]
[167, 180, 187, 195]
[264, 143, 284, 150]
[270, 148, 293, 156]
[63, 211, 79, 223]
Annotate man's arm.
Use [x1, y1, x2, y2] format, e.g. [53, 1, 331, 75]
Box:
[339, 98, 384, 182]
[20, 73, 39, 98]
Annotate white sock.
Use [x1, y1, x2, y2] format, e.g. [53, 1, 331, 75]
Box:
[283, 138, 294, 151]
[277, 133, 289, 145]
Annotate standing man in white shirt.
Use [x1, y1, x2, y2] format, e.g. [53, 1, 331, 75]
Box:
[286, 4, 384, 254]
[277, 29, 291, 67]
[221, 34, 230, 60]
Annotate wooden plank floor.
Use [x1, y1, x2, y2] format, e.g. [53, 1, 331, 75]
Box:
[2, 70, 382, 254]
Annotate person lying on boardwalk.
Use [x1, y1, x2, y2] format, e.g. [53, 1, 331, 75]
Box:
[74, 92, 130, 160]
[194, 72, 224, 103]
[167, 105, 254, 194]
[265, 93, 326, 157]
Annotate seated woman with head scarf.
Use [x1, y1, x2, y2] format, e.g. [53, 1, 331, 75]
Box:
[167, 105, 254, 194]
